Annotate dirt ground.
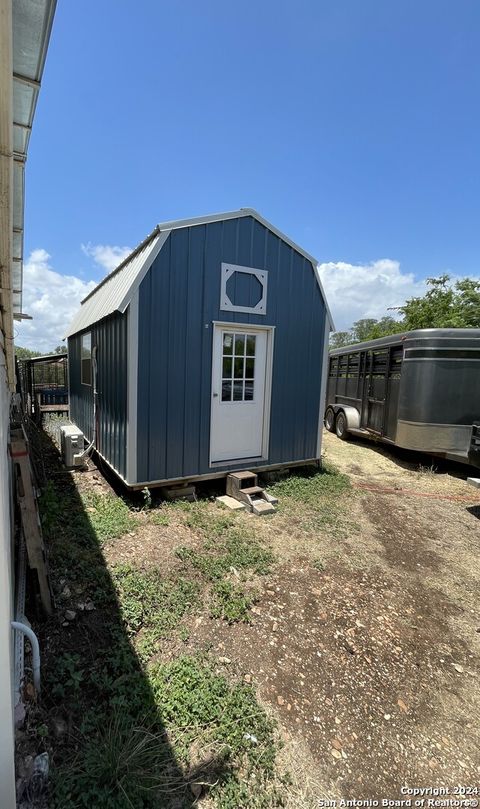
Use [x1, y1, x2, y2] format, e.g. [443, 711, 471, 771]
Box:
[253, 433, 480, 799]
[31, 428, 480, 806]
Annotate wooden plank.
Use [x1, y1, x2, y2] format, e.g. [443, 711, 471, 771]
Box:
[10, 428, 53, 616]
[39, 404, 69, 412]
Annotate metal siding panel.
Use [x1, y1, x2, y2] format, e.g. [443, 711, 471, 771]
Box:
[182, 225, 206, 476]
[72, 313, 129, 480]
[136, 272, 153, 483]
[199, 221, 224, 467]
[165, 230, 189, 479]
[146, 242, 171, 481]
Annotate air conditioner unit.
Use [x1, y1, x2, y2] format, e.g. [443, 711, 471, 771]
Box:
[60, 425, 85, 468]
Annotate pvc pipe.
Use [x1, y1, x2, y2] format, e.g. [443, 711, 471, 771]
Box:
[11, 621, 41, 694]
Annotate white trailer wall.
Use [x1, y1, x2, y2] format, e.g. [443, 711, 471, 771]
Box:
[0, 341, 15, 806]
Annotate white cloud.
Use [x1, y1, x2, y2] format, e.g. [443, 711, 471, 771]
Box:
[81, 242, 132, 273]
[14, 249, 96, 354]
[318, 258, 427, 331]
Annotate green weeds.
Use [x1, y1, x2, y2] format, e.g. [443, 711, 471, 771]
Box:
[210, 581, 254, 623]
[112, 563, 199, 637]
[269, 462, 350, 503]
[149, 655, 280, 806]
[269, 462, 356, 538]
[149, 510, 169, 526]
[54, 655, 280, 809]
[81, 491, 135, 544]
[175, 533, 274, 581]
[35, 428, 284, 809]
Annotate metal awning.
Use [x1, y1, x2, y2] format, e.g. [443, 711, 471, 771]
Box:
[12, 0, 56, 316]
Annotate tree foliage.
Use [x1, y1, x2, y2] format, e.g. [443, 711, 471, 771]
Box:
[330, 316, 401, 349]
[399, 275, 480, 330]
[329, 274, 480, 349]
[15, 346, 41, 360]
[15, 344, 66, 359]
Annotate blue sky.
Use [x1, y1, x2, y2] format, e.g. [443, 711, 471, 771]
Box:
[17, 0, 480, 350]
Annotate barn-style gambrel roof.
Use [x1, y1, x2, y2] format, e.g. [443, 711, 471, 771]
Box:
[65, 209, 334, 337]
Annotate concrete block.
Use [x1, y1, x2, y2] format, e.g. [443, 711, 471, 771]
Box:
[216, 495, 246, 511]
[467, 477, 480, 489]
[264, 491, 278, 505]
[251, 499, 275, 516]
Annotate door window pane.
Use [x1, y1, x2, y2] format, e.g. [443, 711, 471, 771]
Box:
[223, 332, 233, 354]
[246, 335, 256, 356]
[220, 331, 257, 403]
[234, 357, 244, 378]
[222, 380, 232, 401]
[244, 380, 254, 401]
[234, 334, 245, 356]
[222, 357, 232, 378]
[233, 381, 243, 401]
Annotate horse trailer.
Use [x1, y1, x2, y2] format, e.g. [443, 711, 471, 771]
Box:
[325, 328, 480, 467]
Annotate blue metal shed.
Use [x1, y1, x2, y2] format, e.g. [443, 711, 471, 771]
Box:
[66, 210, 333, 488]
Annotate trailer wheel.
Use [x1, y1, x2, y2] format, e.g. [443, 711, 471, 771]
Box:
[324, 407, 336, 432]
[335, 411, 349, 441]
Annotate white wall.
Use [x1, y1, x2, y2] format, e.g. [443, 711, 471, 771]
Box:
[0, 342, 15, 806]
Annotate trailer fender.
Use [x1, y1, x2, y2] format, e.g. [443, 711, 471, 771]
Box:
[336, 405, 360, 431]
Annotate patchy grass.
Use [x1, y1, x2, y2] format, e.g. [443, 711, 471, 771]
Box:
[112, 563, 199, 638]
[210, 580, 255, 623]
[182, 502, 236, 536]
[35, 429, 283, 808]
[51, 650, 281, 808]
[149, 510, 170, 526]
[149, 655, 281, 807]
[269, 462, 357, 538]
[175, 532, 274, 581]
[53, 711, 179, 809]
[269, 462, 351, 503]
[81, 491, 135, 544]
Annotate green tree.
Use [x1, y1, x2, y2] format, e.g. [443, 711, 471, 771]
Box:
[53, 344, 67, 354]
[359, 315, 401, 340]
[350, 318, 380, 343]
[330, 315, 403, 349]
[329, 331, 353, 350]
[15, 346, 41, 360]
[399, 275, 480, 329]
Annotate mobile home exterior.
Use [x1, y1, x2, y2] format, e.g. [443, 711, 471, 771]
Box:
[0, 0, 56, 804]
[66, 210, 333, 488]
[325, 328, 480, 464]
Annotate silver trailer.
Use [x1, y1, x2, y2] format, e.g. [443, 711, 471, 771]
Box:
[324, 328, 480, 467]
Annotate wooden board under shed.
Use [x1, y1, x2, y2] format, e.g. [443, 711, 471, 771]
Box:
[10, 427, 53, 616]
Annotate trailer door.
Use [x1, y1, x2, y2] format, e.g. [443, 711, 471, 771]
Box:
[365, 349, 389, 434]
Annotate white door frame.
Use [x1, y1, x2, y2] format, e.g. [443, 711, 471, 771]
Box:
[209, 321, 275, 467]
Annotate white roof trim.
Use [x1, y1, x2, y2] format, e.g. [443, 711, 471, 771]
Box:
[66, 208, 333, 337]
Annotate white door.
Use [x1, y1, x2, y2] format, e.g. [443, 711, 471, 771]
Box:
[210, 326, 269, 463]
